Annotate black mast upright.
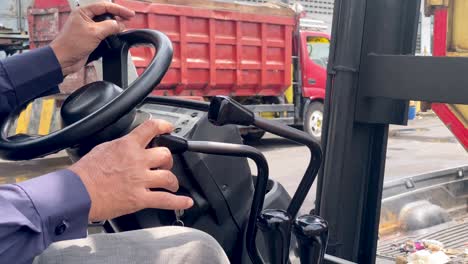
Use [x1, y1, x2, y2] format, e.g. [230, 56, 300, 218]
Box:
[318, 0, 421, 263]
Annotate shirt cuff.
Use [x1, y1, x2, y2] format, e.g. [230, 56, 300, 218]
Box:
[16, 169, 91, 245]
[3, 46, 63, 105]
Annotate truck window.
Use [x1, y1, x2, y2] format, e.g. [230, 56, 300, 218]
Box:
[307, 36, 330, 69]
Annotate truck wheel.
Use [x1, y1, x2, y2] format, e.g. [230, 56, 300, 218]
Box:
[304, 102, 324, 142]
[242, 130, 266, 142]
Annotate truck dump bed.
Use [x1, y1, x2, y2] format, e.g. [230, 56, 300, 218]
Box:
[27, 0, 296, 96]
[117, 0, 296, 96]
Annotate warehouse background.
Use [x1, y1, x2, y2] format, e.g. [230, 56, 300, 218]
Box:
[236, 0, 334, 32]
[0, 0, 33, 32]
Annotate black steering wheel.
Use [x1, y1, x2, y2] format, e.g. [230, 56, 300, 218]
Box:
[0, 30, 173, 161]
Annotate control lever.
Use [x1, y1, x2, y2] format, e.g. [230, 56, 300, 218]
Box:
[257, 209, 292, 264]
[208, 96, 323, 219]
[152, 134, 269, 264]
[292, 215, 328, 264]
[151, 134, 188, 154]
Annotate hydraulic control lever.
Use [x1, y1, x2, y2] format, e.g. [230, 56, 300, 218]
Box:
[293, 215, 329, 264]
[257, 209, 292, 264]
[208, 96, 323, 219]
[153, 134, 269, 264]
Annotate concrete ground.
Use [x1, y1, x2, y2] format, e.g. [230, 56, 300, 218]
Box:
[248, 113, 467, 214]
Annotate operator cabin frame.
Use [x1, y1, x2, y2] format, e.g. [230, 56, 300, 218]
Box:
[317, 0, 468, 263]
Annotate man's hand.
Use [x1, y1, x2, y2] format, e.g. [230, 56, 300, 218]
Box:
[50, 2, 135, 77]
[69, 120, 193, 222]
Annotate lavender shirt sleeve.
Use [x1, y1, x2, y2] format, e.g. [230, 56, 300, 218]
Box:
[0, 170, 91, 264]
[0, 46, 63, 122]
[0, 47, 92, 263]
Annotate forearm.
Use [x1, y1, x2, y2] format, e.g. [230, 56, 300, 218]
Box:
[0, 46, 63, 121]
[0, 170, 90, 264]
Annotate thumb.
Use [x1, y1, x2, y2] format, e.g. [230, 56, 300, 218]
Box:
[127, 120, 174, 147]
[95, 20, 125, 39]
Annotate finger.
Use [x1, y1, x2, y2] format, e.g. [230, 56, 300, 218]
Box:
[127, 120, 174, 147]
[145, 170, 179, 192]
[94, 20, 125, 39]
[82, 2, 135, 20]
[143, 191, 194, 210]
[146, 147, 173, 169]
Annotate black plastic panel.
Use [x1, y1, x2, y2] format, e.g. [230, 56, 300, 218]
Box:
[109, 103, 293, 263]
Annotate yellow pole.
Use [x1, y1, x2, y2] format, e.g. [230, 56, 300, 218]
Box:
[38, 99, 56, 135]
[15, 103, 33, 134]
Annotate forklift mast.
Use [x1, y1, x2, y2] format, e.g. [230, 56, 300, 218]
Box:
[317, 0, 468, 263]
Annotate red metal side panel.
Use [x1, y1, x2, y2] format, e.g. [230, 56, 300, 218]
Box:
[33, 0, 69, 9]
[115, 0, 295, 97]
[432, 103, 468, 149]
[431, 8, 468, 150]
[432, 8, 447, 57]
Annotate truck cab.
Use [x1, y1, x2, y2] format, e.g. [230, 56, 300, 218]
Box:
[299, 30, 330, 140]
[301, 31, 329, 100]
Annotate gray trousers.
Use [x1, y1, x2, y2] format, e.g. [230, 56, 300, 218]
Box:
[34, 226, 230, 264]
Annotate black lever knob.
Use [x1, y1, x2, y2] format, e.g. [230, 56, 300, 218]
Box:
[87, 13, 123, 64]
[93, 13, 115, 22]
[93, 13, 122, 50]
[151, 134, 188, 154]
[257, 209, 292, 264]
[208, 96, 254, 126]
[293, 215, 328, 264]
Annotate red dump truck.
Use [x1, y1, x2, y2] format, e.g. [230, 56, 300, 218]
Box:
[27, 0, 330, 141]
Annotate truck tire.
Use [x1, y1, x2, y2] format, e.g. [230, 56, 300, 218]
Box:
[242, 130, 266, 142]
[304, 101, 324, 142]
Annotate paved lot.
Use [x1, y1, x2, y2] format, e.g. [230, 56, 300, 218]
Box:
[248, 113, 467, 213]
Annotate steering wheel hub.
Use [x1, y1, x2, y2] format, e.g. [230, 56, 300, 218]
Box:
[61, 81, 132, 126]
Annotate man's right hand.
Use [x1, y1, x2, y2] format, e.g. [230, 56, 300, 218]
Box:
[69, 119, 193, 222]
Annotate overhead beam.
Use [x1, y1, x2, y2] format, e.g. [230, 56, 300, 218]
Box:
[360, 54, 468, 105]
